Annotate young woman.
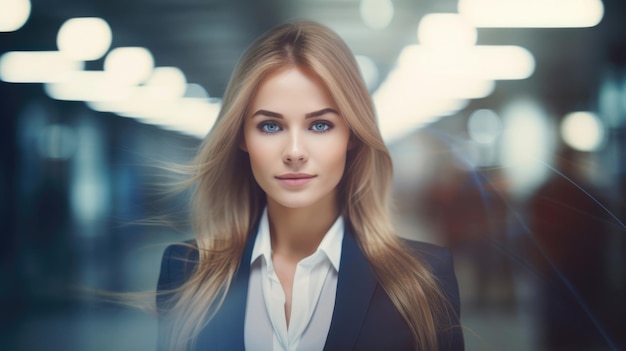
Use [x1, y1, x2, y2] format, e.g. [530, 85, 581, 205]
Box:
[156, 20, 464, 351]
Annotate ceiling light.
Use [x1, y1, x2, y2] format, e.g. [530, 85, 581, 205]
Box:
[417, 13, 477, 47]
[458, 0, 604, 28]
[375, 67, 470, 142]
[377, 97, 468, 142]
[142, 99, 219, 138]
[388, 57, 495, 99]
[0, 0, 31, 32]
[44, 71, 133, 101]
[104, 47, 154, 85]
[89, 97, 220, 139]
[0, 51, 83, 83]
[57, 17, 112, 60]
[144, 67, 187, 101]
[400, 44, 535, 80]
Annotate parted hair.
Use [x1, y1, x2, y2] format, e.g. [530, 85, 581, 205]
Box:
[161, 20, 454, 350]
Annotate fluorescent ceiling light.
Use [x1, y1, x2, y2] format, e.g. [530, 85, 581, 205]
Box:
[44, 71, 133, 101]
[375, 65, 470, 142]
[144, 67, 187, 101]
[388, 59, 495, 99]
[403, 76, 494, 99]
[88, 97, 220, 139]
[377, 97, 468, 142]
[142, 99, 220, 138]
[57, 18, 112, 60]
[417, 13, 477, 47]
[0, 0, 31, 32]
[104, 47, 154, 85]
[0, 51, 83, 83]
[458, 0, 604, 28]
[399, 44, 535, 80]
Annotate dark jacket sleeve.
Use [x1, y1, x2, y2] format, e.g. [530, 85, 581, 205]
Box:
[156, 243, 199, 350]
[409, 241, 465, 351]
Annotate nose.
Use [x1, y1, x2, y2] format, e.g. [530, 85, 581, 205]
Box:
[283, 130, 308, 164]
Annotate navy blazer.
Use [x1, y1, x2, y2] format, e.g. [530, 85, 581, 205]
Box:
[156, 227, 464, 350]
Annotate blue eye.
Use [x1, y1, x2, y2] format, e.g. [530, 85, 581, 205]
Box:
[259, 122, 281, 133]
[311, 121, 331, 132]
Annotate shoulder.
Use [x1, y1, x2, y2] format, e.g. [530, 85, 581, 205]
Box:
[401, 239, 464, 350]
[400, 239, 461, 313]
[402, 239, 452, 261]
[156, 240, 199, 294]
[402, 239, 454, 274]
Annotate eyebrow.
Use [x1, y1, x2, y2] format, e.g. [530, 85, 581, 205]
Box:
[251, 108, 339, 119]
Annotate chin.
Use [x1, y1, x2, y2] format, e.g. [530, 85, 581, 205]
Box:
[272, 198, 317, 209]
[268, 192, 327, 210]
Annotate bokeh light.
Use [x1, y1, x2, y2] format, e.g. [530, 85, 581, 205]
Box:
[467, 109, 502, 144]
[417, 13, 477, 47]
[360, 0, 394, 29]
[104, 47, 154, 86]
[144, 67, 187, 101]
[459, 0, 604, 28]
[501, 98, 555, 197]
[0, 0, 31, 32]
[561, 111, 606, 152]
[44, 71, 133, 102]
[0, 51, 84, 83]
[57, 17, 112, 61]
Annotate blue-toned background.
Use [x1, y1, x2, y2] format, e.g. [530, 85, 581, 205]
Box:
[1, 0, 625, 350]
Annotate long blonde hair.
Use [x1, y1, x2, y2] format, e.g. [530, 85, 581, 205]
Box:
[163, 20, 455, 350]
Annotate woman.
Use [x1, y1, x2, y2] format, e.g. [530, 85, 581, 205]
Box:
[157, 20, 463, 350]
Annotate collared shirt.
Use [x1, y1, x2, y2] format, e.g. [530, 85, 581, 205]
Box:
[244, 208, 344, 351]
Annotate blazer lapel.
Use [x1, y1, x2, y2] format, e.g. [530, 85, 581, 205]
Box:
[324, 229, 378, 351]
[194, 224, 378, 351]
[195, 227, 259, 350]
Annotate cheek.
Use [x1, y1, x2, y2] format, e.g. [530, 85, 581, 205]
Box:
[244, 135, 275, 177]
[319, 139, 349, 178]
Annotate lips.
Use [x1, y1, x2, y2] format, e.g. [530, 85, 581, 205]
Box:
[275, 173, 316, 187]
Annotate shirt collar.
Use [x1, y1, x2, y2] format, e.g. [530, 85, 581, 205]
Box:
[250, 207, 344, 271]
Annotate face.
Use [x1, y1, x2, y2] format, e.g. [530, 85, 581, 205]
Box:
[242, 66, 351, 211]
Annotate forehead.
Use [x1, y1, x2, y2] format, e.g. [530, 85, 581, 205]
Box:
[248, 66, 338, 113]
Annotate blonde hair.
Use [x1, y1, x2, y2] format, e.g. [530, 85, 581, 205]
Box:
[162, 20, 455, 350]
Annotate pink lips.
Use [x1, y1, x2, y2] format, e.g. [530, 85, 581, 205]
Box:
[275, 173, 316, 187]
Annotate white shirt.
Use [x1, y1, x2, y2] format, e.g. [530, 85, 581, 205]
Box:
[244, 208, 344, 351]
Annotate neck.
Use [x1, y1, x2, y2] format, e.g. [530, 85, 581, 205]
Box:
[266, 197, 340, 261]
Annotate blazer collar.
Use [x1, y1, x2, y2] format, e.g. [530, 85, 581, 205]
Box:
[195, 224, 378, 351]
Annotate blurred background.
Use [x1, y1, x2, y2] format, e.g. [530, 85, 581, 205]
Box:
[1, 0, 625, 350]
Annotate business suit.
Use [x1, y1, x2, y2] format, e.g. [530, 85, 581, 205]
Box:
[157, 225, 464, 350]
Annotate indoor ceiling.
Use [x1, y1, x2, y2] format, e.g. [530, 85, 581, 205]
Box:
[4, 0, 626, 127]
